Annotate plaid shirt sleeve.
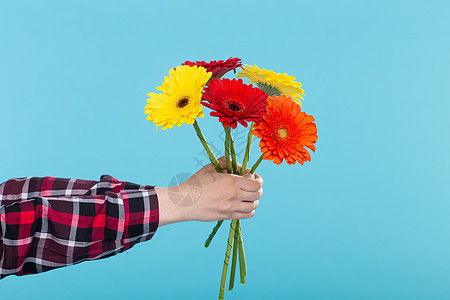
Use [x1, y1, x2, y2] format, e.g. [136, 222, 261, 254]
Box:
[0, 174, 159, 280]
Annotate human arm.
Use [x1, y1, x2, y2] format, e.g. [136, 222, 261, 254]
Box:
[0, 159, 263, 279]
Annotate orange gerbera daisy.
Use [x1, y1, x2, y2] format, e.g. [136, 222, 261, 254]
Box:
[252, 95, 318, 165]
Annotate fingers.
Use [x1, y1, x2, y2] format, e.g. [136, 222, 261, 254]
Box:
[221, 199, 260, 220]
[204, 162, 263, 194]
[233, 210, 256, 220]
[219, 185, 262, 220]
[252, 173, 264, 187]
[236, 189, 263, 201]
[236, 174, 263, 192]
[236, 200, 259, 213]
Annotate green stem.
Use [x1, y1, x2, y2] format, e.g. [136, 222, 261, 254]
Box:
[203, 125, 240, 249]
[204, 220, 224, 248]
[194, 121, 225, 248]
[224, 125, 232, 174]
[241, 122, 254, 175]
[229, 130, 238, 174]
[193, 120, 222, 173]
[228, 221, 239, 291]
[237, 220, 247, 282]
[219, 219, 237, 300]
[250, 153, 264, 174]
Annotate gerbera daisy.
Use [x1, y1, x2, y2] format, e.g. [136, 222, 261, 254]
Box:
[237, 64, 305, 106]
[182, 57, 242, 79]
[145, 65, 211, 130]
[202, 78, 268, 129]
[252, 95, 317, 165]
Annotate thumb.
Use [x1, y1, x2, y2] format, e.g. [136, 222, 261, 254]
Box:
[243, 172, 255, 179]
[203, 156, 227, 173]
[217, 155, 245, 173]
[217, 156, 227, 170]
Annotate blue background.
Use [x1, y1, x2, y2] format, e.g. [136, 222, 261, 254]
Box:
[1, 0, 449, 299]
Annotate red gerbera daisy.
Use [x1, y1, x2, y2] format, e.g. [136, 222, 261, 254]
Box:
[252, 95, 318, 165]
[202, 78, 268, 129]
[182, 57, 242, 79]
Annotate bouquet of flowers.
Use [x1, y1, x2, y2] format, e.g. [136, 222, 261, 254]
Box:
[144, 58, 318, 299]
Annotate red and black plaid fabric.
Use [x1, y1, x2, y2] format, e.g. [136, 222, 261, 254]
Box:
[0, 174, 159, 280]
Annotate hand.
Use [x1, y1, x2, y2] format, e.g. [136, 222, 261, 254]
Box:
[155, 156, 264, 226]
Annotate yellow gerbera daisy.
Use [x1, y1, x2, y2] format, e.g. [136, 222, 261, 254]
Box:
[237, 64, 305, 106]
[145, 65, 212, 130]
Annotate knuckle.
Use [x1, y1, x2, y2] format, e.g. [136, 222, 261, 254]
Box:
[240, 210, 255, 219]
[238, 211, 255, 219]
[256, 175, 264, 186]
[254, 200, 259, 209]
[257, 180, 263, 190]
[250, 189, 262, 201]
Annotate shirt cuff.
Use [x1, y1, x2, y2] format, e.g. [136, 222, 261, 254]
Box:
[120, 189, 159, 251]
[97, 175, 160, 251]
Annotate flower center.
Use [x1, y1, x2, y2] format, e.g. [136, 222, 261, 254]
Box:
[177, 97, 190, 108]
[227, 102, 241, 112]
[278, 128, 288, 138]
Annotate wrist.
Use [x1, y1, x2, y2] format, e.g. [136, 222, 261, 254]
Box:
[154, 185, 191, 226]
